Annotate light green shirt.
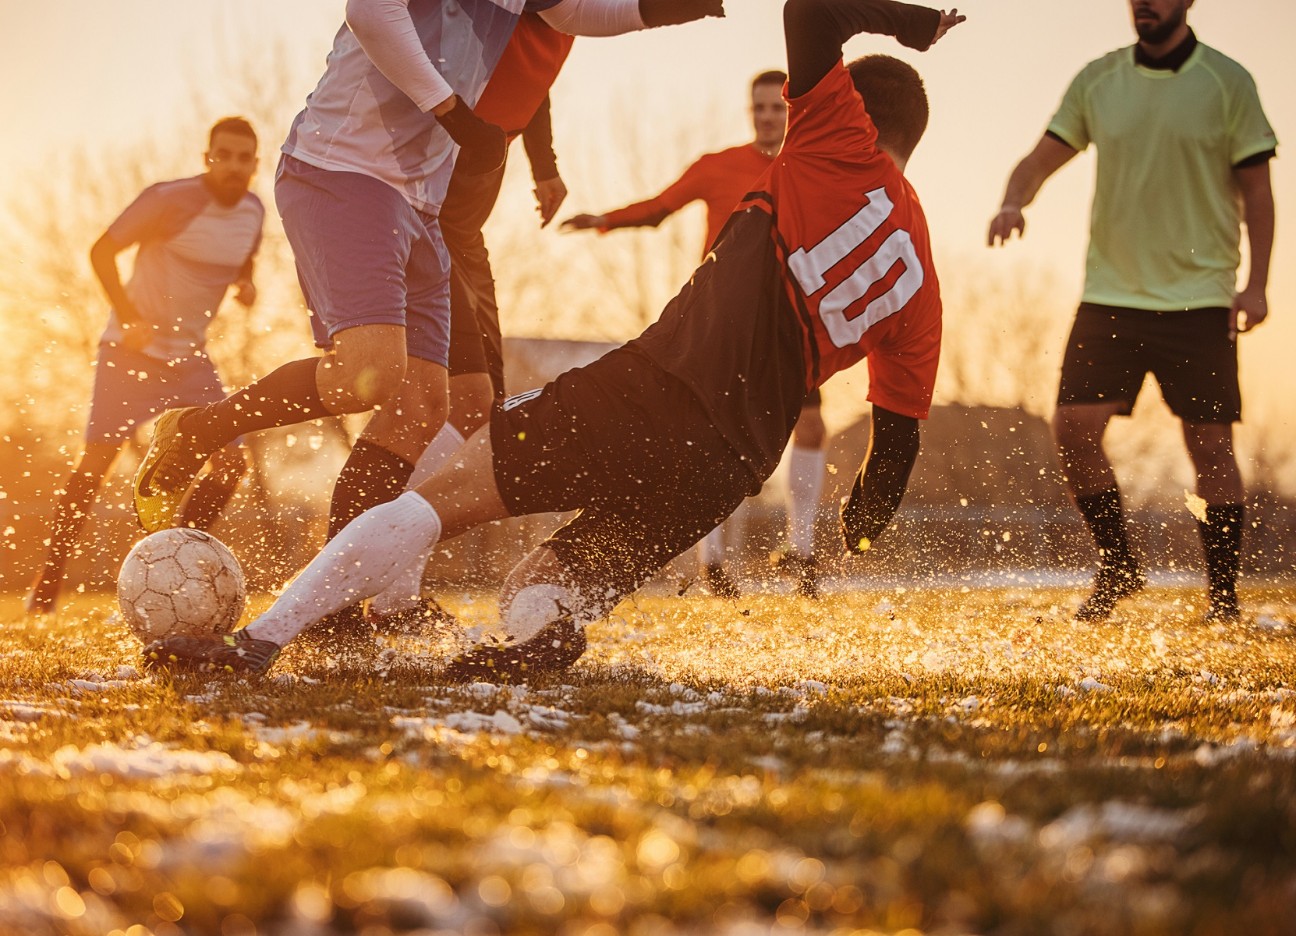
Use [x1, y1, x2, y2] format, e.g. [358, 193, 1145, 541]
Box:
[1048, 42, 1276, 311]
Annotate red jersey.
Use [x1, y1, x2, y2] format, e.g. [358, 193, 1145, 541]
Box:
[475, 13, 574, 139]
[631, 60, 942, 481]
[601, 144, 774, 257]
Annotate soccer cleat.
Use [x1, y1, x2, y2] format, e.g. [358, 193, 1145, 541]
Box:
[702, 563, 741, 599]
[1075, 562, 1146, 622]
[133, 407, 213, 532]
[366, 597, 458, 636]
[772, 549, 820, 600]
[441, 616, 586, 684]
[142, 631, 280, 677]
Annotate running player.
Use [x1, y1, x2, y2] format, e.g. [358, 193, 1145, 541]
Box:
[562, 70, 831, 600]
[144, 0, 964, 681]
[364, 13, 577, 631]
[26, 118, 263, 616]
[130, 0, 725, 547]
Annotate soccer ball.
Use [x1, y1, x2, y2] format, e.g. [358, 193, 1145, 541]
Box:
[117, 529, 246, 642]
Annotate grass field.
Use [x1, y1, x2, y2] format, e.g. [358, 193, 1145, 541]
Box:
[2, 583, 1295, 935]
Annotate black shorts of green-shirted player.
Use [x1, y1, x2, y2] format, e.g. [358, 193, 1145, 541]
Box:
[142, 0, 965, 680]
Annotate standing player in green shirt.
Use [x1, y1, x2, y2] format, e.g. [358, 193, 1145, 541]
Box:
[988, 0, 1277, 622]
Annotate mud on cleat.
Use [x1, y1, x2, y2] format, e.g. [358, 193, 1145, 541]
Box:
[701, 563, 740, 599]
[441, 616, 586, 684]
[132, 407, 213, 532]
[1075, 561, 1146, 622]
[143, 631, 280, 677]
[366, 597, 459, 636]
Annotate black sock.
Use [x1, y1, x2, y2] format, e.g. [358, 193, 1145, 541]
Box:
[327, 440, 416, 541]
[1076, 488, 1135, 569]
[182, 358, 330, 451]
[1198, 503, 1244, 602]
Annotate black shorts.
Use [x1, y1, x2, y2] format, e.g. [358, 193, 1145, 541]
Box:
[1057, 303, 1240, 423]
[490, 345, 760, 604]
[441, 158, 508, 398]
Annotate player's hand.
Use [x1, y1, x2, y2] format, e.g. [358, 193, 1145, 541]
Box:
[560, 213, 606, 233]
[436, 95, 507, 177]
[987, 205, 1026, 247]
[534, 176, 568, 228]
[639, 0, 724, 29]
[1230, 285, 1269, 340]
[233, 278, 257, 307]
[931, 8, 966, 45]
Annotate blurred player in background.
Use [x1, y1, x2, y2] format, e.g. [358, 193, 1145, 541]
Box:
[145, 0, 964, 681]
[988, 0, 1276, 622]
[563, 69, 830, 600]
[26, 118, 262, 615]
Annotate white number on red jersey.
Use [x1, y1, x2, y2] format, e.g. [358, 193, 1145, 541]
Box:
[787, 187, 925, 349]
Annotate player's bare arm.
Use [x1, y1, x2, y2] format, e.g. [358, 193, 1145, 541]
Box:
[987, 134, 1077, 246]
[1230, 160, 1275, 337]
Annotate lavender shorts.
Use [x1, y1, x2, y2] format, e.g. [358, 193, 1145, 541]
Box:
[275, 154, 452, 366]
[85, 343, 226, 444]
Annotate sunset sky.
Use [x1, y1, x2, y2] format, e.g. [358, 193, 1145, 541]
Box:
[5, 1, 1294, 443]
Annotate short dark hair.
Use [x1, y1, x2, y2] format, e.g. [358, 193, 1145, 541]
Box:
[847, 55, 928, 160]
[751, 70, 788, 93]
[208, 116, 257, 150]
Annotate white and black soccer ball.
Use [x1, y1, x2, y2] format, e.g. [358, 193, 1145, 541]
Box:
[117, 529, 246, 642]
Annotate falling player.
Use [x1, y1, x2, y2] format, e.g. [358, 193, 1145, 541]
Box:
[563, 69, 830, 600]
[145, 0, 965, 680]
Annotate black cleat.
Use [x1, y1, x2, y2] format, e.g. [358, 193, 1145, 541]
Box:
[1075, 562, 1146, 622]
[366, 597, 458, 635]
[1204, 591, 1241, 623]
[701, 563, 740, 599]
[143, 632, 280, 677]
[441, 616, 587, 684]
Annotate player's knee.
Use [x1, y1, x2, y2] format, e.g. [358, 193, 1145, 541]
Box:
[317, 354, 408, 412]
[793, 411, 826, 449]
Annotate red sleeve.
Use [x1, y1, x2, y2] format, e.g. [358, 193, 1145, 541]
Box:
[601, 157, 712, 230]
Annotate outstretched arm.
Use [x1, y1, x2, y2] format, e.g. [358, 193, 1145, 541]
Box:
[840, 406, 920, 554]
[987, 134, 1077, 246]
[784, 0, 960, 98]
[562, 159, 705, 232]
[540, 0, 723, 36]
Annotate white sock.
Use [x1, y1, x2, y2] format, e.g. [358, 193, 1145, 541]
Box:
[697, 525, 725, 567]
[787, 445, 825, 557]
[368, 423, 466, 616]
[245, 492, 443, 646]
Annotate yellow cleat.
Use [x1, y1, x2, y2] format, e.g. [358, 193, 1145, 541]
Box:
[132, 407, 208, 532]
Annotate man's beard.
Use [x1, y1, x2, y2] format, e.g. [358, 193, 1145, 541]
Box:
[1135, 6, 1185, 45]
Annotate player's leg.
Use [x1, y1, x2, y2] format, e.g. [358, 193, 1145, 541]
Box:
[784, 395, 827, 597]
[696, 525, 738, 598]
[1182, 422, 1244, 621]
[1053, 305, 1149, 620]
[1158, 308, 1245, 621]
[132, 158, 425, 530]
[27, 442, 120, 614]
[175, 444, 249, 530]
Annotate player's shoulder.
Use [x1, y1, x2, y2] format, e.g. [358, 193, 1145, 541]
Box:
[1193, 42, 1261, 89]
[1073, 47, 1131, 87]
